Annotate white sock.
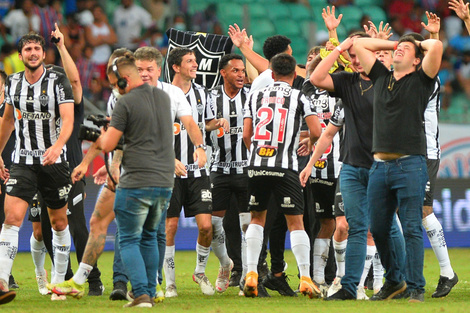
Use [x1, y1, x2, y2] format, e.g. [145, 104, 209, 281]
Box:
[73, 262, 93, 285]
[211, 216, 231, 267]
[30, 233, 47, 276]
[333, 239, 347, 278]
[51, 225, 71, 284]
[291, 230, 311, 278]
[0, 225, 19, 283]
[423, 213, 454, 278]
[359, 245, 376, 287]
[195, 243, 210, 274]
[164, 245, 176, 286]
[373, 251, 384, 290]
[313, 238, 330, 283]
[239, 213, 250, 278]
[245, 223, 263, 273]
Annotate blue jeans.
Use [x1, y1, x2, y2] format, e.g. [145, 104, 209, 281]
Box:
[339, 164, 404, 297]
[368, 155, 427, 293]
[157, 207, 167, 285]
[113, 230, 128, 284]
[114, 187, 172, 298]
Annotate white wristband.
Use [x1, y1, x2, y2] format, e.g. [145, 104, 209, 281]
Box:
[336, 46, 343, 53]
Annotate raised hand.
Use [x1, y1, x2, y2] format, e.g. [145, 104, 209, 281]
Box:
[421, 11, 441, 35]
[322, 6, 343, 31]
[228, 23, 248, 48]
[449, 0, 470, 21]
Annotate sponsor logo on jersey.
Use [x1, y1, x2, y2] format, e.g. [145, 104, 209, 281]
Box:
[261, 97, 285, 105]
[314, 159, 328, 169]
[201, 189, 212, 202]
[256, 146, 277, 157]
[214, 160, 248, 168]
[174, 123, 181, 135]
[18, 111, 52, 120]
[19, 149, 46, 157]
[247, 169, 285, 178]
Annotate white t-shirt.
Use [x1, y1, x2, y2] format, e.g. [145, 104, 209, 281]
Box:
[249, 69, 274, 93]
[3, 9, 40, 42]
[114, 4, 152, 50]
[89, 23, 112, 64]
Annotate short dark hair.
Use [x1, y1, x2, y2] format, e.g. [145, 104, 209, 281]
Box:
[167, 47, 194, 76]
[271, 53, 296, 77]
[348, 31, 370, 39]
[398, 34, 424, 60]
[134, 46, 163, 68]
[0, 69, 7, 85]
[219, 53, 243, 71]
[17, 32, 45, 54]
[263, 35, 291, 61]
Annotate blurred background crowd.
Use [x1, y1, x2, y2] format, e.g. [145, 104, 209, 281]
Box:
[0, 0, 467, 123]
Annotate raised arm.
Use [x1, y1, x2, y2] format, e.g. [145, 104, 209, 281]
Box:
[52, 23, 82, 103]
[449, 0, 470, 34]
[354, 38, 395, 75]
[419, 39, 443, 78]
[322, 6, 343, 41]
[228, 24, 269, 73]
[421, 11, 440, 40]
[310, 36, 354, 91]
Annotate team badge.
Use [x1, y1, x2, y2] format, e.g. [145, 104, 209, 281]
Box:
[39, 93, 49, 107]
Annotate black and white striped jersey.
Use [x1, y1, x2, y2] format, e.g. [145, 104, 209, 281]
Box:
[174, 82, 215, 178]
[303, 81, 342, 179]
[244, 81, 316, 172]
[5, 68, 74, 165]
[425, 78, 440, 160]
[209, 85, 250, 174]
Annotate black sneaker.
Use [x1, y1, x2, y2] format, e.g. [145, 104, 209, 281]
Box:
[263, 272, 297, 297]
[370, 280, 407, 300]
[229, 270, 242, 287]
[109, 281, 128, 300]
[392, 288, 410, 299]
[88, 281, 104, 296]
[257, 282, 271, 298]
[0, 289, 16, 305]
[325, 288, 355, 301]
[258, 261, 269, 281]
[8, 275, 19, 290]
[432, 272, 458, 298]
[409, 290, 424, 303]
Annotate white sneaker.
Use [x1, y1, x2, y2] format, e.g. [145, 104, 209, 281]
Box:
[319, 282, 330, 298]
[357, 286, 369, 300]
[36, 270, 50, 295]
[51, 293, 66, 301]
[165, 284, 178, 298]
[192, 272, 215, 296]
[215, 259, 233, 293]
[327, 276, 342, 297]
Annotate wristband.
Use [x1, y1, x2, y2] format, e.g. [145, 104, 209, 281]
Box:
[196, 144, 207, 151]
[336, 46, 343, 53]
[393, 41, 398, 50]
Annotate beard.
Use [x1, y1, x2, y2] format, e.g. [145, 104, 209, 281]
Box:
[24, 60, 44, 71]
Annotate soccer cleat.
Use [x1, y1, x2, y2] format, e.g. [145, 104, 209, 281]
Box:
[165, 284, 178, 298]
[432, 272, 458, 298]
[52, 278, 86, 299]
[88, 281, 104, 296]
[409, 290, 425, 303]
[155, 284, 164, 303]
[299, 276, 320, 299]
[193, 273, 215, 296]
[51, 293, 66, 301]
[36, 270, 50, 295]
[123, 294, 153, 308]
[229, 270, 242, 287]
[243, 271, 258, 297]
[325, 288, 356, 301]
[370, 280, 406, 300]
[109, 281, 128, 301]
[263, 272, 297, 297]
[318, 282, 330, 298]
[327, 276, 342, 297]
[215, 259, 233, 293]
[8, 275, 19, 290]
[356, 286, 369, 300]
[0, 289, 16, 305]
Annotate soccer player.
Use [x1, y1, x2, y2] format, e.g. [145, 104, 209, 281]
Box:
[354, 33, 443, 302]
[242, 53, 321, 298]
[0, 32, 74, 305]
[164, 47, 229, 297]
[209, 53, 251, 293]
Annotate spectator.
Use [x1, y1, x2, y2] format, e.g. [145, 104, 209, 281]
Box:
[191, 4, 223, 34]
[33, 0, 63, 48]
[455, 50, 470, 99]
[114, 0, 153, 51]
[439, 55, 455, 109]
[62, 13, 86, 51]
[76, 0, 95, 26]
[2, 43, 25, 75]
[0, 0, 14, 18]
[84, 4, 117, 81]
[0, 0, 40, 44]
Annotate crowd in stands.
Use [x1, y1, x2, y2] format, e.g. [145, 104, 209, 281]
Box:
[0, 0, 468, 116]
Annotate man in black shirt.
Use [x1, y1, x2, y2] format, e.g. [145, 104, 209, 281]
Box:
[354, 35, 443, 302]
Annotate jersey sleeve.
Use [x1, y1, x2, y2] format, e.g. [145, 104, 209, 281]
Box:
[4, 75, 12, 105]
[243, 93, 254, 119]
[56, 74, 74, 105]
[368, 59, 389, 83]
[329, 99, 344, 127]
[174, 87, 192, 119]
[300, 92, 316, 118]
[204, 91, 216, 121]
